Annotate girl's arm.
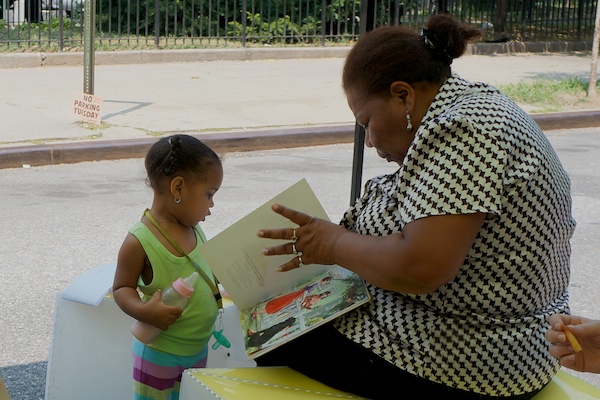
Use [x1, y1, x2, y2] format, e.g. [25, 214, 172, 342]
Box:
[112, 233, 182, 331]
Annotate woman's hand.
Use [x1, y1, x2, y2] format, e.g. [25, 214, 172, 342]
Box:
[258, 203, 349, 271]
[546, 314, 600, 373]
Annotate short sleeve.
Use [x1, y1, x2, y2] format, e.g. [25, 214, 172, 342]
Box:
[400, 114, 505, 223]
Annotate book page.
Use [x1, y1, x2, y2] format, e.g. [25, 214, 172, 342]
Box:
[241, 265, 370, 360]
[199, 179, 330, 311]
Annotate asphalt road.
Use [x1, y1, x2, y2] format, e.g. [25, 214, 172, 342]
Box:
[1, 129, 600, 399]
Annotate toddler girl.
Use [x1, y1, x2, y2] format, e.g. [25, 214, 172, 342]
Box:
[113, 134, 223, 400]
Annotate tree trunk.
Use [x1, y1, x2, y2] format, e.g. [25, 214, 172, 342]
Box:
[589, 0, 600, 97]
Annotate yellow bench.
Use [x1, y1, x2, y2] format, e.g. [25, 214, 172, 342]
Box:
[534, 370, 600, 400]
[180, 367, 600, 400]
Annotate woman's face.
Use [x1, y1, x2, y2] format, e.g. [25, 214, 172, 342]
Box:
[346, 89, 414, 165]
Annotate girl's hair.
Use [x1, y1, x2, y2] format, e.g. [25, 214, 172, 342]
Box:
[145, 134, 220, 188]
[342, 14, 481, 98]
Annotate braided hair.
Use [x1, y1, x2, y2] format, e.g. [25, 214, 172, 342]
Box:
[342, 14, 481, 98]
[145, 134, 221, 189]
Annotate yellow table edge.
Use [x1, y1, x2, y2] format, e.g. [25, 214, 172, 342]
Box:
[185, 367, 368, 399]
[184, 367, 600, 400]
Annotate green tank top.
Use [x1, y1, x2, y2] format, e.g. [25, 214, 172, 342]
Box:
[130, 221, 219, 356]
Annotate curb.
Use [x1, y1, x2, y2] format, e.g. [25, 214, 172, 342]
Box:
[0, 47, 352, 68]
[0, 125, 356, 169]
[1, 110, 599, 170]
[0, 41, 593, 69]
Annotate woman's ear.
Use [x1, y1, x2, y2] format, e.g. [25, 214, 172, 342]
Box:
[390, 81, 415, 112]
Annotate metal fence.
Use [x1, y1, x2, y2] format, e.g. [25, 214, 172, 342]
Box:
[1, 0, 598, 51]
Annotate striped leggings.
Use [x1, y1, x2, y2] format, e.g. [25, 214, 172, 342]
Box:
[132, 339, 208, 400]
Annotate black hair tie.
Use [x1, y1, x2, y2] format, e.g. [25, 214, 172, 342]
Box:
[421, 28, 453, 65]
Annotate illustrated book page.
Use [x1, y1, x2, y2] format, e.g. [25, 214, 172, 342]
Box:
[199, 179, 371, 359]
[241, 264, 370, 359]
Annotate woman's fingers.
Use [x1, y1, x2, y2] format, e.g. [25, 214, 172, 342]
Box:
[257, 203, 338, 270]
[278, 256, 304, 272]
[262, 242, 297, 256]
[258, 204, 313, 239]
[271, 203, 312, 224]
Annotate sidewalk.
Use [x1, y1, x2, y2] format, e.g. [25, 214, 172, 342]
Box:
[0, 47, 599, 169]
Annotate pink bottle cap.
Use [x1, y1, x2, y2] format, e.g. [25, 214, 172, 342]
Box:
[172, 277, 194, 298]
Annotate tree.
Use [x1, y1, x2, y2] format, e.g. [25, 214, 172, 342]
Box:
[589, 0, 600, 97]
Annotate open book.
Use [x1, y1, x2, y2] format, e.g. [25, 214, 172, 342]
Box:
[199, 179, 371, 360]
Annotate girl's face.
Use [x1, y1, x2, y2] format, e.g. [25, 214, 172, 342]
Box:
[179, 163, 223, 226]
[346, 89, 414, 165]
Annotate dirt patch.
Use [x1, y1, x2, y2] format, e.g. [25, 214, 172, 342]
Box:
[523, 91, 600, 113]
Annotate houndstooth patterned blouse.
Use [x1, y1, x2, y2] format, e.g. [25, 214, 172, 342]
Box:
[334, 76, 576, 397]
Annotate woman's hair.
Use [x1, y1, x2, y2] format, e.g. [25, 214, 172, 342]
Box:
[342, 14, 481, 98]
[145, 134, 220, 188]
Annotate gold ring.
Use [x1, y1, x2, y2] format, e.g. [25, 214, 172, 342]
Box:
[292, 243, 298, 255]
[291, 229, 297, 242]
[298, 256, 303, 268]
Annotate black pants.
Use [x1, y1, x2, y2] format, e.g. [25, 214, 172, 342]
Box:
[256, 323, 544, 400]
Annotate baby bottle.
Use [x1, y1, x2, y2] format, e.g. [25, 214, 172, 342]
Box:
[131, 272, 199, 344]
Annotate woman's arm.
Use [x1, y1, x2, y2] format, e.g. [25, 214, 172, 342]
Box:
[259, 204, 485, 294]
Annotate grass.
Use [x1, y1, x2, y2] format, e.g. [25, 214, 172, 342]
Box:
[498, 77, 600, 113]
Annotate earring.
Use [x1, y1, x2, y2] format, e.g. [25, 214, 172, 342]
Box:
[174, 197, 181, 204]
[406, 113, 413, 132]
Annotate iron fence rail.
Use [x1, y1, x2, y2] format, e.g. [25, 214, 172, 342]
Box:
[1, 0, 598, 51]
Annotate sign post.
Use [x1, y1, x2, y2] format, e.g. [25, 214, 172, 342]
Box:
[75, 0, 103, 125]
[83, 0, 96, 94]
[349, 0, 376, 204]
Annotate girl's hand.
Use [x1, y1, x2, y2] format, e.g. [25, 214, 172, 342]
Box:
[258, 203, 349, 271]
[143, 290, 184, 331]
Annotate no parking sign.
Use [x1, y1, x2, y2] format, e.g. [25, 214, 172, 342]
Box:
[73, 92, 103, 125]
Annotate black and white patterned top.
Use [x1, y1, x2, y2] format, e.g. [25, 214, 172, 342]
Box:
[334, 76, 576, 397]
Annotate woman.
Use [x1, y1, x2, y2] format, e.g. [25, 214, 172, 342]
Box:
[256, 14, 575, 400]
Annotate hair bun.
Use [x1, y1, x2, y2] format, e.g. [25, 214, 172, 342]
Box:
[424, 14, 482, 63]
[421, 28, 453, 65]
